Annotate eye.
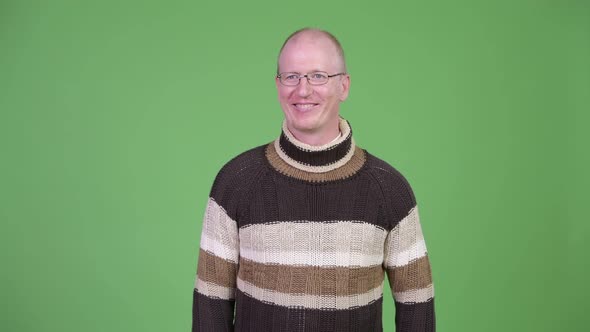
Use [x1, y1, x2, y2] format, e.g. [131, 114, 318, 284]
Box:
[311, 72, 328, 80]
[284, 73, 299, 80]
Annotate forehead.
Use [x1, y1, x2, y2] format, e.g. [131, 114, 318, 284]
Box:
[278, 35, 341, 72]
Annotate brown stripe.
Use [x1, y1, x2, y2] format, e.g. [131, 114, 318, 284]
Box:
[386, 255, 433, 293]
[237, 257, 384, 296]
[197, 248, 238, 288]
[266, 143, 366, 182]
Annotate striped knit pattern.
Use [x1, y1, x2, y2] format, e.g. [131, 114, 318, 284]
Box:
[193, 118, 435, 331]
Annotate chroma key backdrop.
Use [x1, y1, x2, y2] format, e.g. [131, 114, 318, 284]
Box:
[1, 1, 588, 331]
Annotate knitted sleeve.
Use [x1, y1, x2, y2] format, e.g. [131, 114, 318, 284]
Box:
[192, 147, 266, 332]
[368, 155, 436, 331]
[383, 205, 436, 331]
[192, 196, 239, 332]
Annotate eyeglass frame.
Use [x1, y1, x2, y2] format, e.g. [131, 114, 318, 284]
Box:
[276, 71, 347, 86]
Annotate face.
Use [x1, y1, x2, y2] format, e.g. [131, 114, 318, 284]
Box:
[276, 34, 350, 143]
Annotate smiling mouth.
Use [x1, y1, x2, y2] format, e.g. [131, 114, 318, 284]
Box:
[293, 103, 319, 112]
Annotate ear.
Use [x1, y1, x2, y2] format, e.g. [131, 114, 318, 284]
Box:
[339, 74, 351, 101]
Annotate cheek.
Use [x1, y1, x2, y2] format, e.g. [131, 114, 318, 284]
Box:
[320, 90, 337, 103]
[277, 88, 292, 101]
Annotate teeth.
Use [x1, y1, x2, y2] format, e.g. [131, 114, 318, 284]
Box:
[295, 104, 315, 109]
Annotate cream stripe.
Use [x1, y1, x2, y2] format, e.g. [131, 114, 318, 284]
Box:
[384, 239, 428, 268]
[241, 249, 384, 267]
[392, 206, 424, 250]
[237, 277, 383, 310]
[394, 284, 434, 304]
[274, 138, 356, 173]
[383, 207, 428, 268]
[195, 277, 236, 300]
[199, 232, 239, 263]
[239, 221, 387, 267]
[199, 198, 239, 263]
[391, 207, 424, 251]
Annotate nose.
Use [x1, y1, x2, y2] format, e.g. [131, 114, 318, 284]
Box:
[295, 77, 313, 97]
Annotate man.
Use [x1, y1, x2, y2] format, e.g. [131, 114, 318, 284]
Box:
[193, 28, 435, 331]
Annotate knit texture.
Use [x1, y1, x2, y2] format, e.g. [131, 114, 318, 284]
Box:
[193, 119, 435, 332]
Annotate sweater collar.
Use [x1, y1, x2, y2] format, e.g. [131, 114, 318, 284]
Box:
[274, 118, 356, 173]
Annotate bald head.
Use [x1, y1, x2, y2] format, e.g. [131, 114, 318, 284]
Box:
[277, 28, 347, 75]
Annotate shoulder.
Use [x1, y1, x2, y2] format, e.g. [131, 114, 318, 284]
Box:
[209, 144, 268, 212]
[362, 150, 417, 224]
[363, 152, 415, 195]
[213, 144, 267, 182]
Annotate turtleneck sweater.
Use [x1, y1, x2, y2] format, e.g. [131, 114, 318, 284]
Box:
[193, 118, 435, 332]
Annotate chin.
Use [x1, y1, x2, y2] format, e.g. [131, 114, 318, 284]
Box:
[289, 121, 318, 134]
[288, 111, 323, 127]
[287, 114, 321, 132]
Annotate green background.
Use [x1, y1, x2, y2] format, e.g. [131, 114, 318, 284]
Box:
[1, 0, 588, 331]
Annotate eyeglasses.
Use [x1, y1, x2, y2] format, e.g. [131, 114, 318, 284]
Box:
[277, 71, 346, 86]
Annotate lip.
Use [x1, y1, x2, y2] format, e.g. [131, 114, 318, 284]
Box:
[292, 103, 319, 112]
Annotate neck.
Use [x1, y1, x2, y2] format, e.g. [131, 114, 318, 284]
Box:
[265, 117, 367, 182]
[286, 121, 341, 146]
[275, 118, 355, 173]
